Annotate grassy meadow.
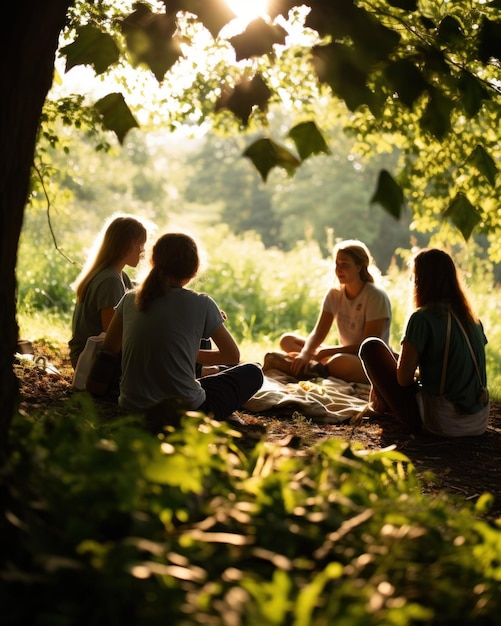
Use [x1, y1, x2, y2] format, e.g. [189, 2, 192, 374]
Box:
[16, 225, 501, 397]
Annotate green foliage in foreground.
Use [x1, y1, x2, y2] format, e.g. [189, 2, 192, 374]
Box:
[2, 400, 500, 625]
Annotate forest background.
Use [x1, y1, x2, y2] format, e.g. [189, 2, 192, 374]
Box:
[19, 105, 501, 395]
[15, 0, 501, 405]
[4, 2, 501, 623]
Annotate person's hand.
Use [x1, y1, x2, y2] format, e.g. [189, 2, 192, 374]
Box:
[288, 352, 310, 377]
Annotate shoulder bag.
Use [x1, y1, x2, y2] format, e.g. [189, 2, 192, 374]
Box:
[447, 309, 489, 406]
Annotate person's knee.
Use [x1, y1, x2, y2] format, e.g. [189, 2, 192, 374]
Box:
[359, 337, 384, 361]
[278, 333, 304, 352]
[279, 333, 295, 350]
[245, 362, 264, 390]
[326, 353, 367, 384]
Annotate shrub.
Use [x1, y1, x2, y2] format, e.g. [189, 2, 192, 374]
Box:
[1, 401, 500, 625]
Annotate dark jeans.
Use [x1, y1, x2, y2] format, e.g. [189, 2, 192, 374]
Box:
[198, 362, 264, 421]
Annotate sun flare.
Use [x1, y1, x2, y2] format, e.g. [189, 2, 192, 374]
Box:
[226, 0, 270, 26]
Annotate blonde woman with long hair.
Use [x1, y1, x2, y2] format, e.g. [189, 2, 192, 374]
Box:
[69, 215, 147, 368]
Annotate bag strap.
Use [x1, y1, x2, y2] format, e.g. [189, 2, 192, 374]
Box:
[440, 310, 451, 395]
[448, 308, 484, 388]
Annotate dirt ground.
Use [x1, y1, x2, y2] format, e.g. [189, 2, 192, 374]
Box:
[15, 341, 501, 522]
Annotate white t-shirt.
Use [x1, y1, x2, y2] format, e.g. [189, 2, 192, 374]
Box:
[322, 282, 391, 346]
[116, 287, 224, 412]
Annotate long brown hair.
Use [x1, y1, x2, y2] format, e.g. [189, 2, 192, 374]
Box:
[75, 216, 147, 301]
[412, 248, 478, 324]
[136, 233, 200, 311]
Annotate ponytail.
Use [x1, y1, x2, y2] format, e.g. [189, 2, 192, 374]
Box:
[135, 233, 200, 312]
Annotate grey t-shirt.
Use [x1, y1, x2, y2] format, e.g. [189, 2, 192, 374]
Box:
[69, 268, 132, 365]
[117, 287, 224, 413]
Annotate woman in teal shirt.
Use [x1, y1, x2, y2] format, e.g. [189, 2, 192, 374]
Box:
[359, 248, 489, 436]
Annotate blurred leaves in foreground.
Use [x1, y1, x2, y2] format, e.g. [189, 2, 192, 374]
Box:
[1, 400, 500, 625]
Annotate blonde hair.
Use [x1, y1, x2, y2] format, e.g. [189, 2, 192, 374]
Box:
[333, 239, 379, 284]
[74, 215, 147, 301]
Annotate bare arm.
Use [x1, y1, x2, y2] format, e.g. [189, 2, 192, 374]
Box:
[197, 324, 240, 366]
[100, 306, 116, 332]
[102, 311, 123, 356]
[316, 317, 388, 360]
[396, 340, 419, 386]
[289, 310, 333, 375]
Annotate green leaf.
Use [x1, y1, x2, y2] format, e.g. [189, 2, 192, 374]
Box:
[305, 0, 355, 39]
[287, 122, 330, 161]
[457, 70, 490, 117]
[121, 4, 184, 82]
[243, 138, 300, 182]
[419, 16, 436, 30]
[350, 8, 401, 63]
[94, 93, 139, 144]
[384, 59, 429, 108]
[419, 90, 453, 139]
[478, 17, 501, 63]
[311, 43, 375, 113]
[443, 193, 481, 241]
[229, 18, 288, 61]
[59, 25, 120, 75]
[420, 44, 450, 75]
[306, 1, 399, 64]
[215, 73, 272, 126]
[386, 0, 418, 10]
[173, 0, 236, 38]
[370, 170, 404, 219]
[437, 15, 464, 44]
[467, 145, 498, 186]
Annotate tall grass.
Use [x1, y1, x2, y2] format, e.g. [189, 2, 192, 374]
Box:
[17, 225, 501, 397]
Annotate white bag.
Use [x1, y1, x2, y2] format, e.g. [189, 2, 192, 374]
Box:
[416, 390, 489, 437]
[72, 333, 106, 390]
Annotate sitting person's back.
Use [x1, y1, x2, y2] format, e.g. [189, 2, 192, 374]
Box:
[102, 232, 263, 423]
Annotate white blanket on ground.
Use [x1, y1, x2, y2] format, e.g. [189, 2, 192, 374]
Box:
[244, 370, 370, 424]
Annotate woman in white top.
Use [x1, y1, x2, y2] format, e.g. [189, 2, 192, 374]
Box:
[276, 239, 392, 383]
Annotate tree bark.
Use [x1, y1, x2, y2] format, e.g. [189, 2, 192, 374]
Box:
[0, 1, 73, 455]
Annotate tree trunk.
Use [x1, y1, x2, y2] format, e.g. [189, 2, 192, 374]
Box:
[0, 1, 73, 455]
